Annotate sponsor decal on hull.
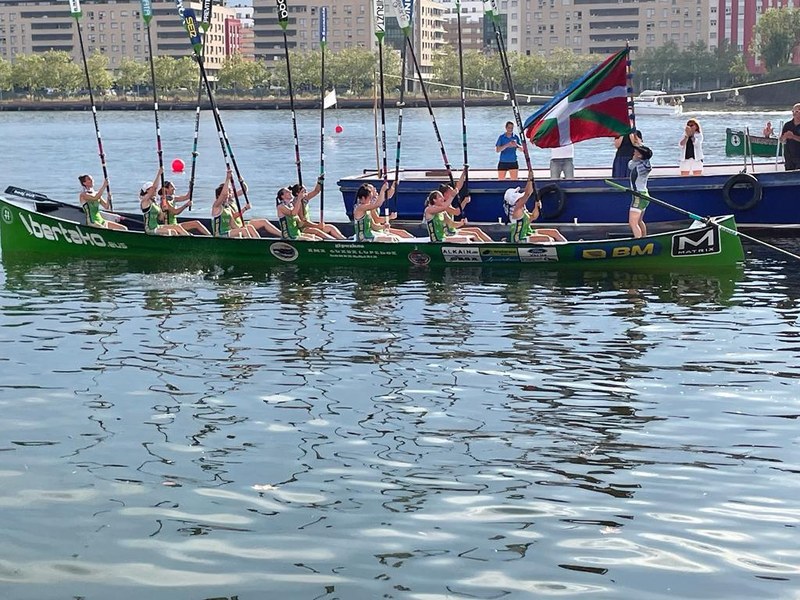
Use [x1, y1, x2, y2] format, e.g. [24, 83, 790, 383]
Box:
[442, 246, 481, 263]
[671, 226, 720, 256]
[578, 241, 659, 260]
[269, 241, 299, 262]
[408, 249, 431, 266]
[17, 212, 128, 249]
[517, 246, 559, 262]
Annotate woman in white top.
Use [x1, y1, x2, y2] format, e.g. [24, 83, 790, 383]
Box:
[679, 118, 704, 176]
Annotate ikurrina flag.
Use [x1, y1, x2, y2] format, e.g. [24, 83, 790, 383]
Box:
[523, 48, 631, 148]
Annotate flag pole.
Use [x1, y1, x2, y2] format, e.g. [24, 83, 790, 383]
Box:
[626, 41, 636, 133]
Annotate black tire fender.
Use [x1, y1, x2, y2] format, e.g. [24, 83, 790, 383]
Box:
[537, 183, 567, 220]
[722, 173, 762, 211]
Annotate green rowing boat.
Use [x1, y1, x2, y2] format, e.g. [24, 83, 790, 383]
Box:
[0, 195, 744, 271]
[725, 128, 782, 158]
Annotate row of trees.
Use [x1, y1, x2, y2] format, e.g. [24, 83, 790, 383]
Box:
[0, 8, 797, 99]
[0, 47, 400, 99]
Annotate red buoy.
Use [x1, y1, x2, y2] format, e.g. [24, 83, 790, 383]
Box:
[335, 124, 343, 134]
[171, 158, 185, 172]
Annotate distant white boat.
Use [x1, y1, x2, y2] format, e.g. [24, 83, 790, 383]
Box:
[634, 90, 683, 116]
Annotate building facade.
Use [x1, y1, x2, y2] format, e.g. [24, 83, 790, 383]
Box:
[0, 0, 236, 76]
[714, 0, 800, 70]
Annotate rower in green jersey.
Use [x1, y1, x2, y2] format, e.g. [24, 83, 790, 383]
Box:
[423, 189, 474, 243]
[436, 169, 493, 242]
[139, 166, 189, 236]
[352, 181, 401, 242]
[276, 187, 319, 240]
[292, 178, 346, 240]
[211, 169, 259, 238]
[78, 174, 127, 231]
[504, 177, 566, 243]
[158, 181, 211, 236]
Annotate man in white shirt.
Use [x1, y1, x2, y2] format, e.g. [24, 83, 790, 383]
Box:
[550, 143, 575, 179]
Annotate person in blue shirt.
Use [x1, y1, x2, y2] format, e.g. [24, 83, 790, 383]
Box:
[495, 121, 521, 180]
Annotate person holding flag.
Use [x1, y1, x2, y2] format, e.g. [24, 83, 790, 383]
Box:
[523, 48, 634, 178]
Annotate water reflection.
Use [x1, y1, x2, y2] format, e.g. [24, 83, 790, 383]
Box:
[2, 252, 800, 598]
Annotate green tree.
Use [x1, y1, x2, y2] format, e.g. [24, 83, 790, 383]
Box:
[0, 57, 13, 97]
[11, 54, 45, 98]
[217, 54, 268, 95]
[753, 7, 800, 70]
[327, 47, 377, 95]
[39, 51, 82, 95]
[634, 41, 681, 90]
[152, 56, 197, 93]
[116, 57, 148, 94]
[87, 51, 113, 93]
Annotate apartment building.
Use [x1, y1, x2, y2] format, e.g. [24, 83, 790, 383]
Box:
[715, 0, 800, 70]
[497, 0, 709, 57]
[0, 0, 237, 76]
[252, 0, 446, 77]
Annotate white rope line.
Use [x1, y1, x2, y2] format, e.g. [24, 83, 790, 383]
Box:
[381, 72, 800, 103]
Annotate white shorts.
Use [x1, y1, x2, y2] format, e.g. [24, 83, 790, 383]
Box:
[680, 158, 703, 173]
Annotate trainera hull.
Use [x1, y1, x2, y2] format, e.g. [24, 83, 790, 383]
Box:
[0, 196, 744, 271]
[725, 128, 782, 158]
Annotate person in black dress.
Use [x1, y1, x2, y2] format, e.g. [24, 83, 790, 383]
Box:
[612, 130, 643, 178]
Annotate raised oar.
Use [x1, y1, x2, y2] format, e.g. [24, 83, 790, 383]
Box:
[69, 0, 113, 209]
[374, 0, 389, 184]
[277, 0, 303, 187]
[319, 7, 328, 224]
[390, 0, 457, 190]
[390, 2, 410, 212]
[187, 2, 212, 206]
[181, 8, 249, 216]
[484, 0, 534, 180]
[140, 0, 166, 197]
[604, 179, 800, 261]
[455, 0, 470, 213]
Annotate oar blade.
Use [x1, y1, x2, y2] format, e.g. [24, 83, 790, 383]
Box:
[69, 0, 82, 17]
[182, 8, 204, 54]
[276, 0, 289, 31]
[140, 0, 153, 25]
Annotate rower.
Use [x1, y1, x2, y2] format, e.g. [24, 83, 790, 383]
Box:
[353, 182, 400, 242]
[78, 174, 127, 231]
[211, 169, 258, 238]
[504, 178, 566, 243]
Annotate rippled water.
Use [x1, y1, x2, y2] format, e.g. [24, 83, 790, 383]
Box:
[1, 238, 799, 599]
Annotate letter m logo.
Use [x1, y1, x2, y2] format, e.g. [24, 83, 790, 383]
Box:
[672, 227, 720, 256]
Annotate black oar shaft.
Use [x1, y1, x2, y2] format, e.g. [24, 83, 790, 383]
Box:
[145, 22, 166, 194]
[282, 30, 303, 187]
[403, 36, 455, 187]
[75, 22, 112, 208]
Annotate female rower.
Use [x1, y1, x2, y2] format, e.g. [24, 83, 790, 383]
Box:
[292, 179, 346, 240]
[424, 190, 473, 243]
[276, 187, 320, 241]
[360, 181, 412, 238]
[353, 182, 400, 242]
[438, 171, 493, 242]
[159, 181, 211, 236]
[211, 169, 259, 238]
[504, 179, 566, 243]
[140, 167, 189, 236]
[78, 174, 127, 231]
